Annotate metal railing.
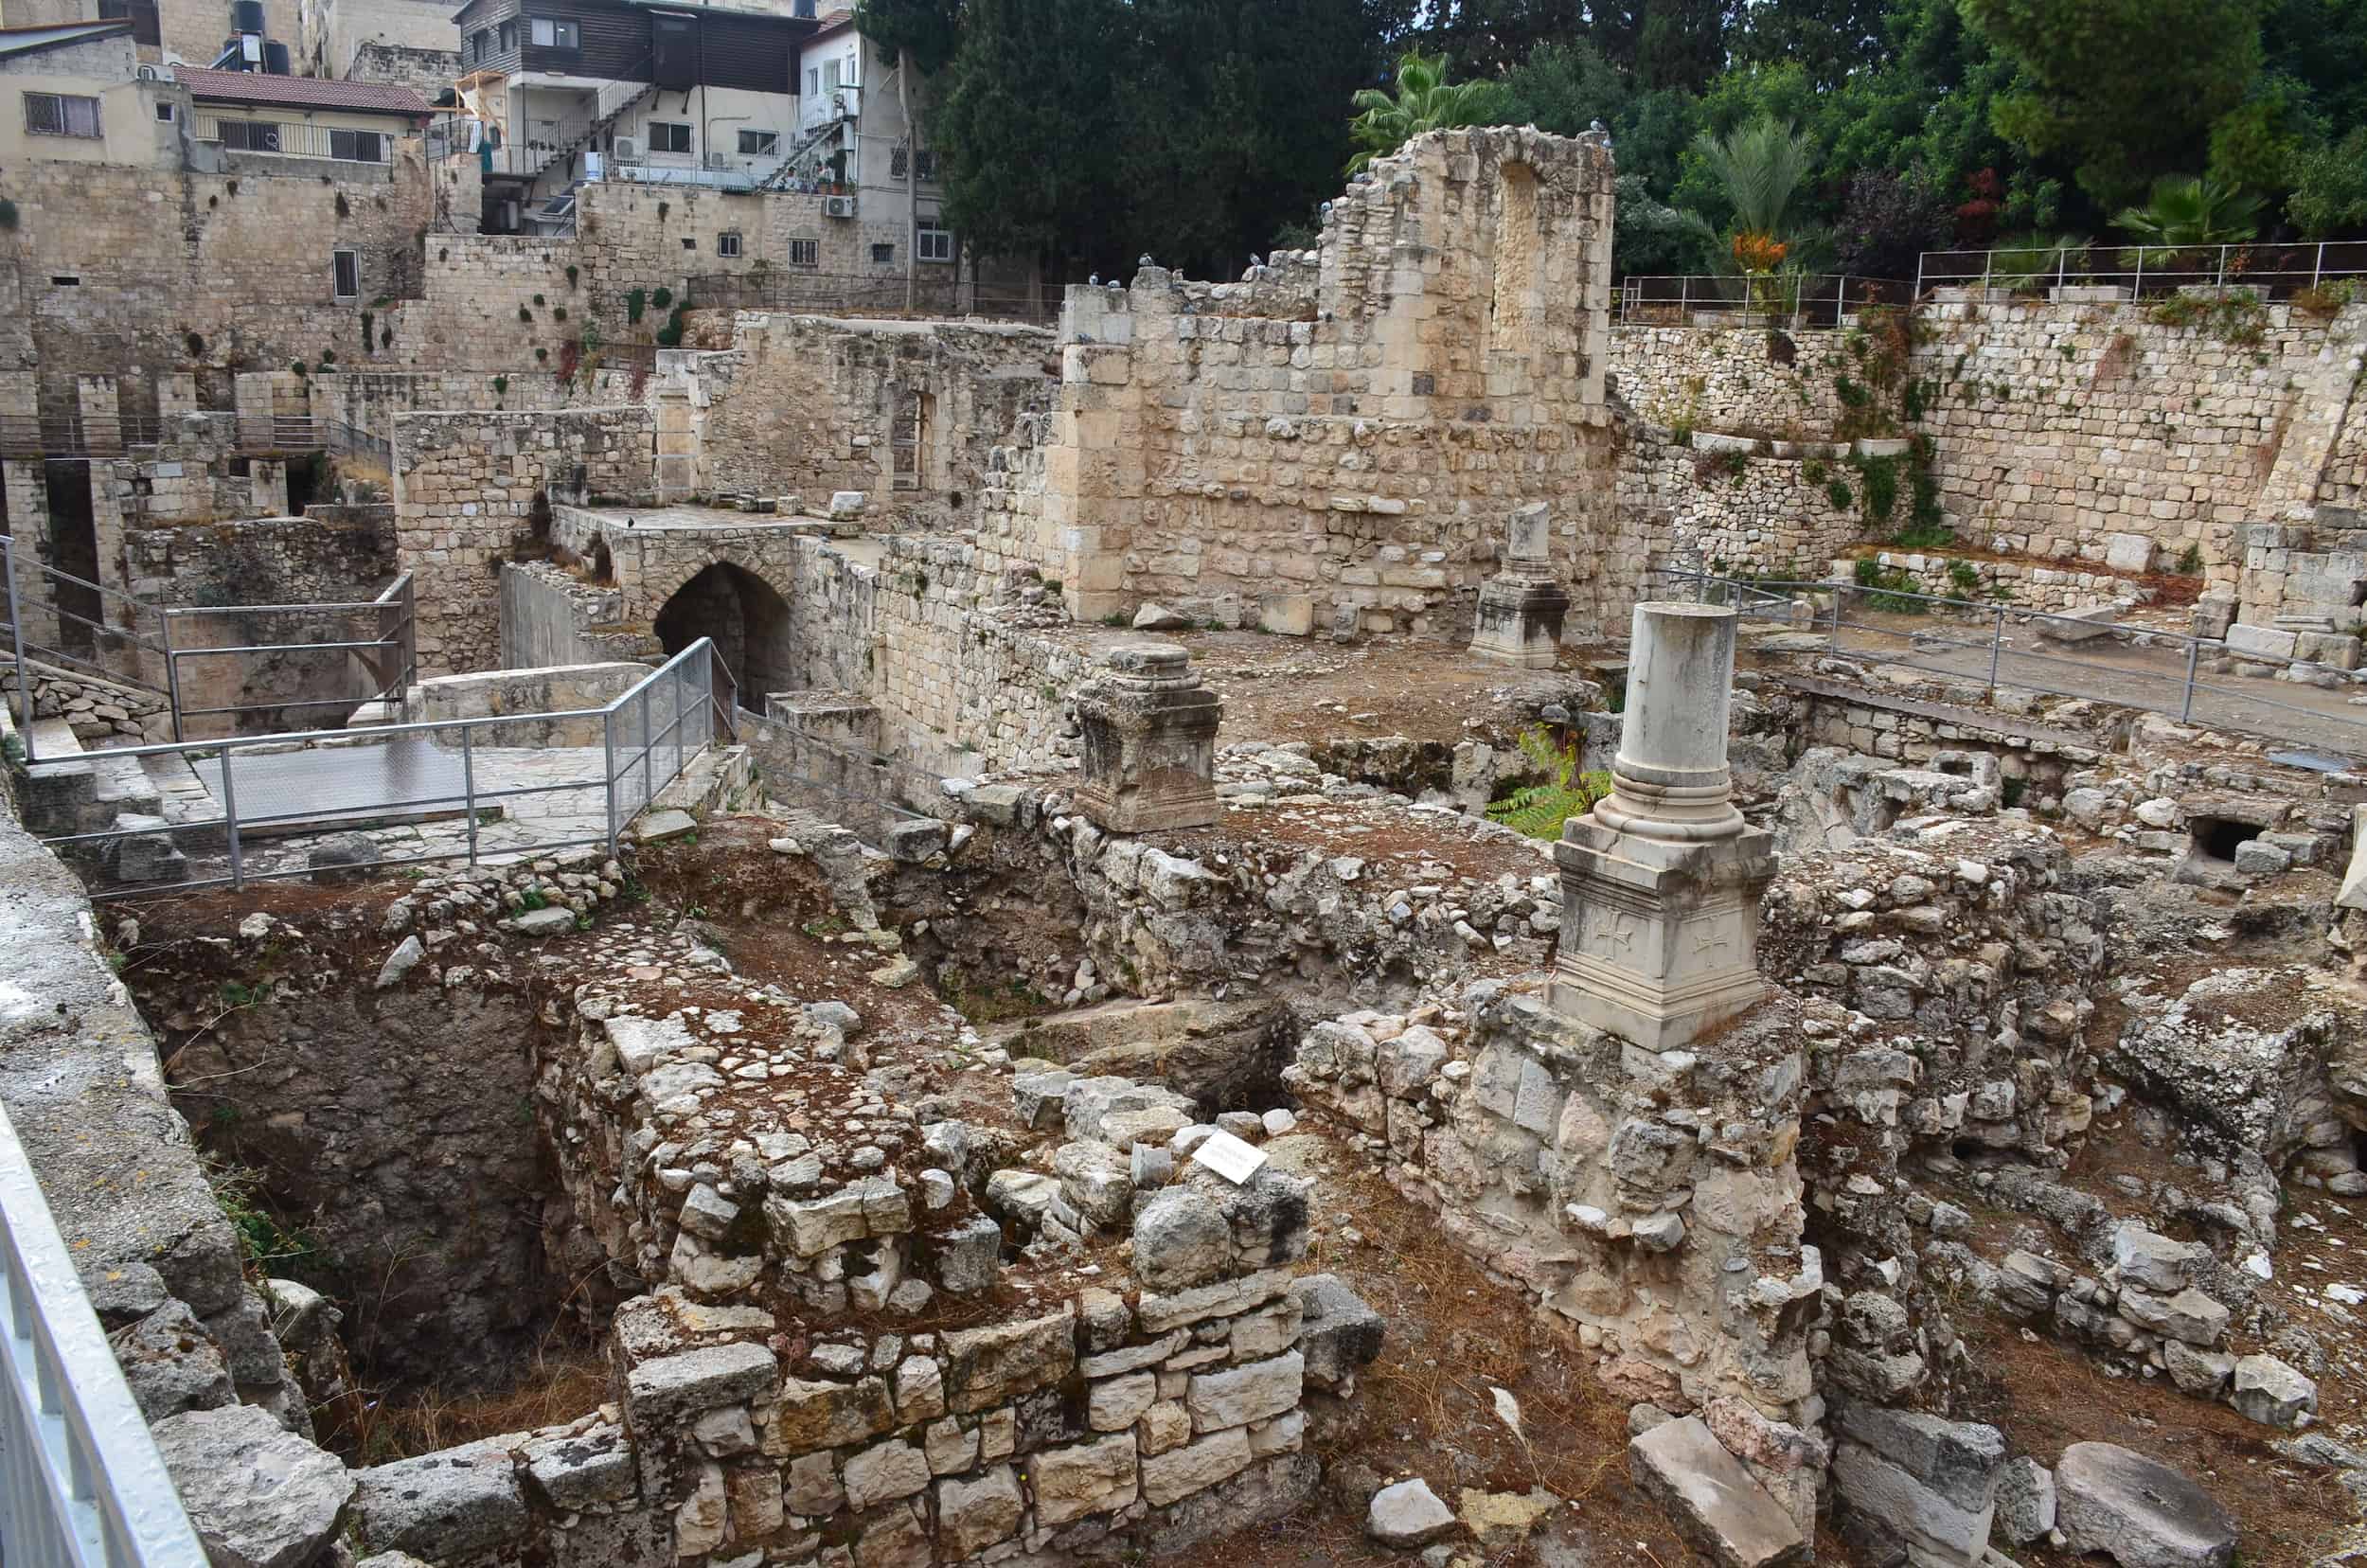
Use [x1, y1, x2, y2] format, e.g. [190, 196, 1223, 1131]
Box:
[680, 269, 1058, 326]
[0, 414, 387, 461]
[3, 535, 418, 763]
[1616, 275, 1913, 329]
[1651, 565, 2367, 758]
[0, 1098, 210, 1567]
[192, 117, 391, 165]
[34, 637, 729, 899]
[159, 575, 417, 739]
[1914, 241, 2367, 302]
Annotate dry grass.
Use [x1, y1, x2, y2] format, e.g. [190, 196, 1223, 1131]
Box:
[324, 1345, 613, 1466]
[1197, 1155, 1685, 1568]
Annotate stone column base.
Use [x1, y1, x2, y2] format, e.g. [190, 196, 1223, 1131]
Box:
[1468, 573, 1570, 668]
[1071, 643, 1222, 833]
[1549, 815, 1774, 1051]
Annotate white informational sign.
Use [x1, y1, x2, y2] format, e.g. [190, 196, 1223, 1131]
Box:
[1189, 1130, 1268, 1185]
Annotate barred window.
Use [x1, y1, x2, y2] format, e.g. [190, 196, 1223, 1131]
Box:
[25, 92, 100, 138]
[789, 238, 818, 267]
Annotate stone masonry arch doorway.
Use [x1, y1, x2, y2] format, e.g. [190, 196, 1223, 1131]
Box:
[653, 561, 794, 709]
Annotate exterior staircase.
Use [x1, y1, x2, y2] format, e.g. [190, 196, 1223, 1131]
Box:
[518, 74, 656, 187]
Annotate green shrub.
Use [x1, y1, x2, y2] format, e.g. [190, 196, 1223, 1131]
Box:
[1854, 454, 1899, 526]
[1486, 726, 1613, 840]
[1852, 555, 1928, 613]
[626, 287, 648, 324]
[1825, 477, 1853, 510]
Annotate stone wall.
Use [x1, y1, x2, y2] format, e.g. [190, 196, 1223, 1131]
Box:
[391, 408, 657, 675]
[1610, 324, 1855, 437]
[1286, 985, 1824, 1532]
[405, 660, 649, 745]
[1000, 127, 1623, 635]
[678, 314, 1054, 519]
[1597, 299, 2367, 604]
[1618, 435, 1869, 579]
[1913, 295, 2367, 588]
[123, 512, 394, 609]
[1, 153, 444, 386]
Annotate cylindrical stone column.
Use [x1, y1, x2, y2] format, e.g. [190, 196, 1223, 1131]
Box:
[1593, 601, 1743, 841]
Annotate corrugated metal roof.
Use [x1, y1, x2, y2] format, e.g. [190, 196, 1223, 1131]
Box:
[173, 65, 433, 117]
[0, 19, 133, 60]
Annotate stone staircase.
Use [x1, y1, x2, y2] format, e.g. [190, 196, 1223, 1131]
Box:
[9, 711, 215, 884]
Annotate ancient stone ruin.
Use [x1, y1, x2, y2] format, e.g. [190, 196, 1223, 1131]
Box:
[5, 123, 2366, 1568]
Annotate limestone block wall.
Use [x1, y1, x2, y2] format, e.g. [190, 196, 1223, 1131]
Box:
[783, 532, 1086, 780]
[678, 315, 1055, 515]
[1286, 988, 1824, 1529]
[122, 512, 394, 609]
[391, 408, 657, 674]
[1910, 297, 2367, 588]
[500, 559, 639, 668]
[1012, 127, 1623, 633]
[1, 155, 439, 384]
[1617, 436, 1868, 579]
[1609, 324, 1855, 437]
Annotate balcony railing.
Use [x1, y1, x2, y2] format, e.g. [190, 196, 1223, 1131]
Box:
[0, 1097, 210, 1566]
[192, 117, 391, 164]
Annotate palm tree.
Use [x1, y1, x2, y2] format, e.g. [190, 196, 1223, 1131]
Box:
[1677, 116, 1827, 307]
[1691, 116, 1818, 249]
[1345, 50, 1496, 174]
[2112, 175, 2264, 248]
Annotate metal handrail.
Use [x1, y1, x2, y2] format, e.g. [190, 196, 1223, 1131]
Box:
[1614, 275, 1913, 328]
[0, 1098, 210, 1567]
[1653, 565, 2367, 754]
[1913, 240, 2367, 301]
[37, 639, 725, 896]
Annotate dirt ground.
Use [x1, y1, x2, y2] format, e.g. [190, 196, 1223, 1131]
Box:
[1136, 631, 1611, 750]
[1201, 1137, 1703, 1568]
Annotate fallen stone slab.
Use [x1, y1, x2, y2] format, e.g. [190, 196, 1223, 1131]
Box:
[632, 808, 701, 843]
[1459, 1487, 1560, 1550]
[2229, 1354, 2317, 1430]
[2223, 623, 2299, 662]
[1630, 1416, 1809, 1568]
[356, 1440, 532, 1559]
[2055, 1442, 2236, 1568]
[154, 1403, 354, 1568]
[2038, 604, 2119, 643]
[2336, 804, 2367, 911]
[1368, 1477, 1460, 1547]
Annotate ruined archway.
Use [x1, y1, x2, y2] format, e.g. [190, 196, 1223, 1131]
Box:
[1487, 161, 1542, 355]
[653, 560, 793, 707]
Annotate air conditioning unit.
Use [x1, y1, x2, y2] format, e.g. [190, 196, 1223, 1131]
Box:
[824, 193, 856, 218]
[612, 135, 641, 162]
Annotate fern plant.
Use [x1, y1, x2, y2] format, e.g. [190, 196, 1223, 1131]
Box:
[1486, 726, 1614, 840]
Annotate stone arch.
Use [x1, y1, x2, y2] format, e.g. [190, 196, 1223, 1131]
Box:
[635, 545, 801, 632]
[1487, 161, 1542, 356]
[653, 559, 794, 708]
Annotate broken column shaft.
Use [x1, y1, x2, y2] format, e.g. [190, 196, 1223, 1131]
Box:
[1550, 602, 1773, 1049]
[1468, 501, 1571, 668]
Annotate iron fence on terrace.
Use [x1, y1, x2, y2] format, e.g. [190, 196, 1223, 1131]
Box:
[2, 534, 417, 759]
[1650, 564, 2367, 761]
[0, 414, 389, 463]
[1616, 275, 1913, 329]
[1913, 241, 2367, 302]
[681, 269, 1060, 327]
